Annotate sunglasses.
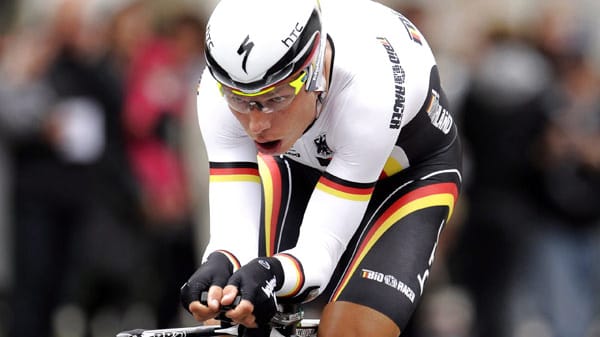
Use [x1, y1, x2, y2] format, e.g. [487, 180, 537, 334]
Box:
[217, 69, 308, 114]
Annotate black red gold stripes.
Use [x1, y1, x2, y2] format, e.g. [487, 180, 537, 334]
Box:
[215, 249, 241, 271]
[257, 155, 283, 257]
[331, 182, 458, 301]
[275, 253, 305, 298]
[316, 172, 375, 202]
[209, 162, 260, 183]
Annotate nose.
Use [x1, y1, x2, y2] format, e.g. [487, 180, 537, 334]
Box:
[247, 110, 271, 135]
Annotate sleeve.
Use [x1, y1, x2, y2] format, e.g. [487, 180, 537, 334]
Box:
[274, 172, 377, 300]
[196, 69, 262, 266]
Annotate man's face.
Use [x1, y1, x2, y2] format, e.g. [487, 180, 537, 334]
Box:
[224, 73, 319, 155]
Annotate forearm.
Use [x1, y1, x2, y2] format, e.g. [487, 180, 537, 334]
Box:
[275, 229, 346, 299]
[274, 189, 371, 300]
[203, 177, 262, 266]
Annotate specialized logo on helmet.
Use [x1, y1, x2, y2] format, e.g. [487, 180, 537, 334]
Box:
[237, 35, 255, 74]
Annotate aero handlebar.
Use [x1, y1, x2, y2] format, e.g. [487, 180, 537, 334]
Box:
[116, 292, 319, 337]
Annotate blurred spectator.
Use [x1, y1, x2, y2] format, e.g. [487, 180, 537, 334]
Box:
[2, 0, 207, 335]
[107, 0, 155, 76]
[120, 4, 205, 328]
[0, 0, 143, 336]
[0, 0, 16, 34]
[447, 26, 554, 337]
[448, 6, 600, 337]
[509, 24, 600, 337]
[0, 3, 18, 332]
[0, 23, 64, 337]
[415, 286, 475, 337]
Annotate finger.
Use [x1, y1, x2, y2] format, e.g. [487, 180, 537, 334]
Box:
[188, 301, 217, 323]
[189, 286, 222, 322]
[221, 285, 239, 306]
[227, 304, 257, 329]
[207, 285, 223, 310]
[188, 300, 203, 314]
[225, 299, 254, 323]
[239, 314, 257, 329]
[204, 318, 222, 326]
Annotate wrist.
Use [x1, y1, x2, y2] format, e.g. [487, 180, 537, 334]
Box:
[273, 253, 304, 298]
[207, 250, 241, 272]
[254, 256, 284, 291]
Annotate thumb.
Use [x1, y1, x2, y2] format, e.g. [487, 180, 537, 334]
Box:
[221, 284, 240, 307]
[206, 285, 224, 310]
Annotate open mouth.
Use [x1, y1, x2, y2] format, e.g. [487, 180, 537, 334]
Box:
[255, 140, 281, 154]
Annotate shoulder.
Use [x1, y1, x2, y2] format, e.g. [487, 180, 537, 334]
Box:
[323, 1, 438, 128]
[196, 68, 253, 155]
[197, 68, 230, 126]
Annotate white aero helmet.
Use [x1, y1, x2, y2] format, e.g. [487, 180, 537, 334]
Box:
[205, 0, 326, 95]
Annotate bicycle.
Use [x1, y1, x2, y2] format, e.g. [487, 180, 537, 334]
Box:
[116, 292, 320, 337]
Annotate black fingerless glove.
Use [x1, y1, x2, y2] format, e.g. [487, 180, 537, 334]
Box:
[180, 251, 235, 313]
[227, 257, 284, 326]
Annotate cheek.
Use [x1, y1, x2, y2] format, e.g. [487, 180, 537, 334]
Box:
[288, 94, 316, 120]
[232, 111, 250, 127]
[295, 98, 317, 125]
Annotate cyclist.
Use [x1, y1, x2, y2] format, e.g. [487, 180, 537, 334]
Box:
[180, 0, 462, 336]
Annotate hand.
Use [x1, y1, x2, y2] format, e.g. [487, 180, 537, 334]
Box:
[224, 257, 284, 328]
[180, 251, 235, 322]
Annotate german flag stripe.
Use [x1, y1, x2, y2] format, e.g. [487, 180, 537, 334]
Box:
[215, 249, 241, 271]
[381, 157, 403, 178]
[275, 253, 305, 297]
[209, 162, 260, 183]
[331, 182, 458, 301]
[209, 161, 258, 169]
[408, 29, 422, 44]
[257, 155, 283, 257]
[316, 174, 375, 202]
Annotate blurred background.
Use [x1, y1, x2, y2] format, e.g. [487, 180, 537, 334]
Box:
[0, 1, 599, 337]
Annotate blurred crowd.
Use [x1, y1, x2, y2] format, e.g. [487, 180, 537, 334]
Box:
[400, 2, 600, 337]
[0, 1, 599, 337]
[0, 0, 208, 336]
